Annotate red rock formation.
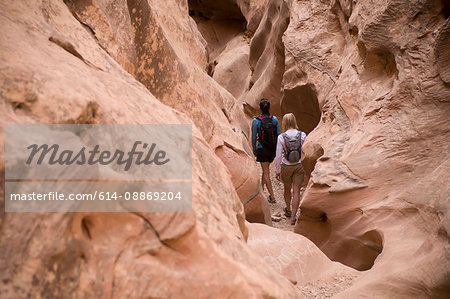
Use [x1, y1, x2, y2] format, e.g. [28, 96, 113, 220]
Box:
[243, 0, 290, 117]
[1, 0, 450, 297]
[285, 0, 450, 296]
[62, 0, 272, 224]
[247, 223, 359, 287]
[0, 0, 296, 296]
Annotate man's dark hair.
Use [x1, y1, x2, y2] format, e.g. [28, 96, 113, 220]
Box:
[259, 98, 270, 114]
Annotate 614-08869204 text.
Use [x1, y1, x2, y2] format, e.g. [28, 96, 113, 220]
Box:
[108, 191, 182, 201]
[8, 191, 183, 201]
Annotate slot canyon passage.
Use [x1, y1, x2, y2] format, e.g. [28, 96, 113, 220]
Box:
[0, 0, 449, 297]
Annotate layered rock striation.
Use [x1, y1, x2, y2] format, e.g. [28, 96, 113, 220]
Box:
[1, 0, 449, 298]
[284, 0, 450, 296]
[0, 0, 291, 297]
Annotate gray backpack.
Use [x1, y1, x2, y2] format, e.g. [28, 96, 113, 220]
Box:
[282, 131, 302, 162]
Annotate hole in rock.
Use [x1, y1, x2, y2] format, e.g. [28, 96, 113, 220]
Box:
[363, 48, 398, 79]
[281, 83, 321, 134]
[81, 217, 92, 240]
[188, 0, 245, 22]
[319, 212, 328, 222]
[298, 208, 384, 271]
[188, 0, 247, 66]
[14, 102, 24, 110]
[349, 25, 358, 36]
[335, 229, 384, 271]
[441, 0, 450, 18]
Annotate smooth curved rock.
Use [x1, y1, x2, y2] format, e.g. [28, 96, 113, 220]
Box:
[2, 0, 450, 297]
[247, 223, 359, 287]
[286, 0, 450, 296]
[212, 35, 252, 100]
[436, 18, 450, 84]
[0, 0, 300, 297]
[63, 0, 271, 224]
[243, 0, 289, 117]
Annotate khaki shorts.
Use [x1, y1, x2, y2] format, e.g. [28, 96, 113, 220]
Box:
[280, 163, 305, 185]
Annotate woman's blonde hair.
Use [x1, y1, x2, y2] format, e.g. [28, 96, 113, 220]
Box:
[282, 113, 298, 132]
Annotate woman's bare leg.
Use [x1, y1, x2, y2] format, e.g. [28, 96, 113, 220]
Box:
[260, 162, 274, 198]
[291, 181, 301, 221]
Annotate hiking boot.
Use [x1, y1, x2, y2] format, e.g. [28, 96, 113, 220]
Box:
[268, 196, 276, 203]
[283, 207, 291, 217]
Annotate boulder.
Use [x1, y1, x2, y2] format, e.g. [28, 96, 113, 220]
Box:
[247, 223, 359, 287]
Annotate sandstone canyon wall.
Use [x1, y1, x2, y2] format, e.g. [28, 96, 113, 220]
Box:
[59, 0, 274, 224]
[1, 0, 449, 298]
[0, 0, 292, 297]
[286, 0, 450, 297]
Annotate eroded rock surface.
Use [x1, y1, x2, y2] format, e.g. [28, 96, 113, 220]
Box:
[247, 223, 359, 287]
[244, 0, 290, 117]
[1, 0, 450, 297]
[0, 0, 297, 297]
[62, 0, 272, 224]
[286, 0, 450, 297]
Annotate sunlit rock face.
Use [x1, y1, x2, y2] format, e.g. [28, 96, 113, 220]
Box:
[285, 0, 450, 296]
[60, 0, 274, 223]
[1, 0, 449, 298]
[0, 0, 298, 297]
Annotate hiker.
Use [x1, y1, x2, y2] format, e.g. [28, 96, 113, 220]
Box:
[251, 98, 280, 204]
[275, 113, 306, 225]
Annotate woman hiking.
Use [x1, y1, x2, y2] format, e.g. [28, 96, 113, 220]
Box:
[252, 98, 280, 204]
[275, 113, 306, 225]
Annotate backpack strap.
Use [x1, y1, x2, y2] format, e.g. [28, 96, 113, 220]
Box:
[255, 115, 262, 141]
[258, 114, 272, 119]
[298, 131, 303, 150]
[295, 131, 301, 149]
[282, 132, 289, 156]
